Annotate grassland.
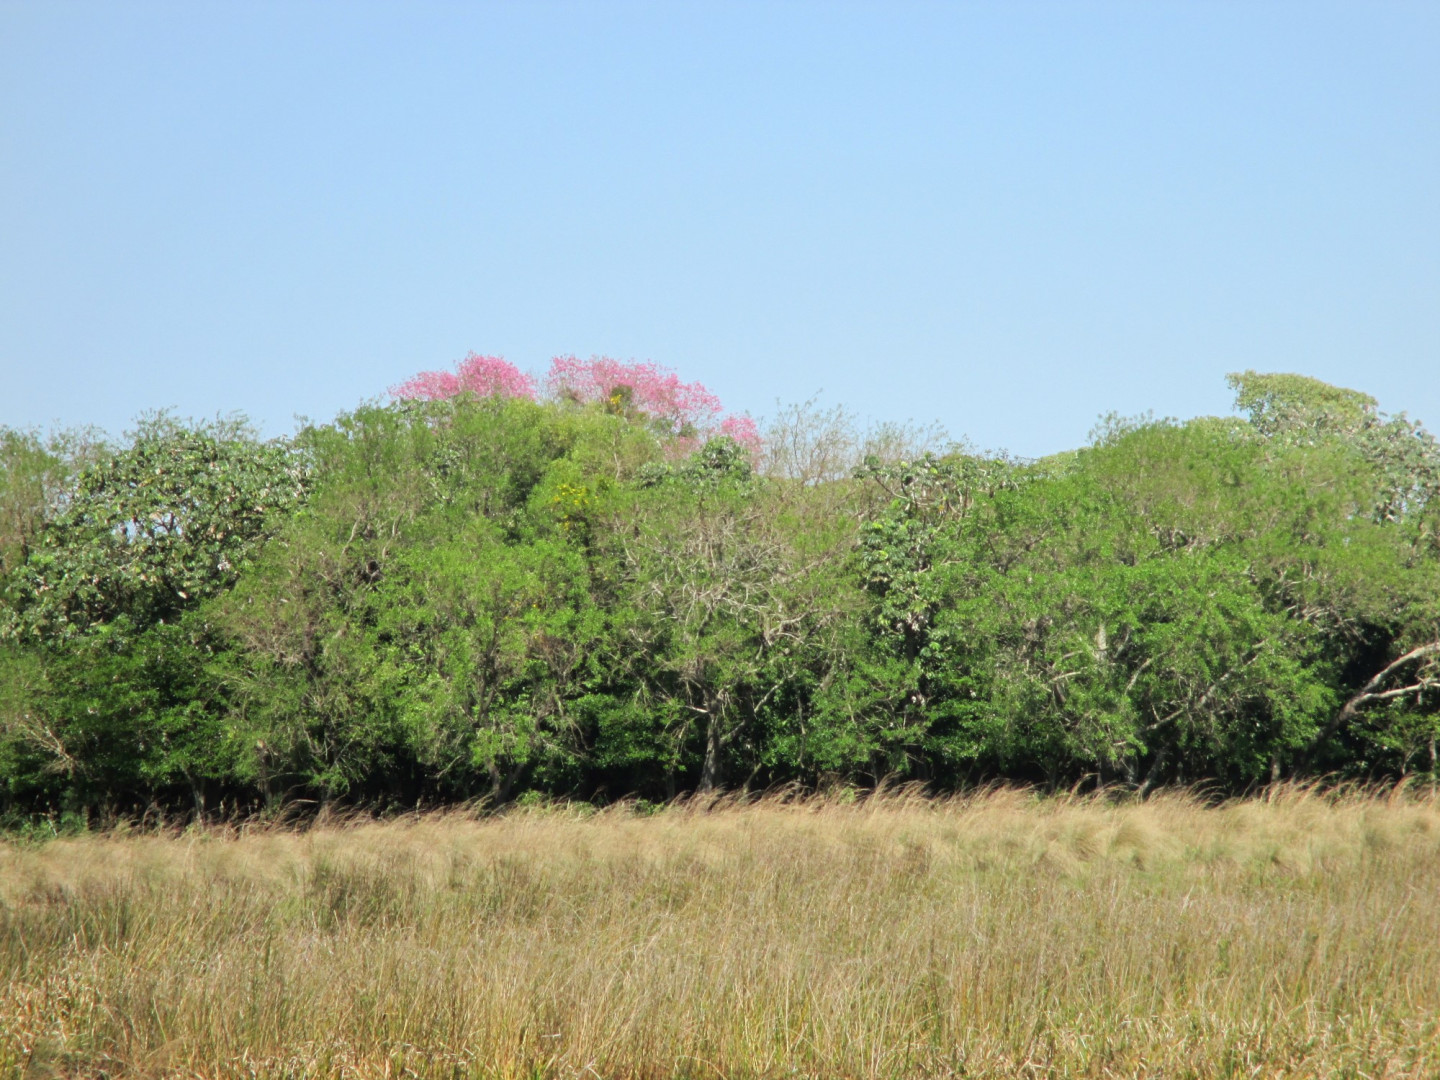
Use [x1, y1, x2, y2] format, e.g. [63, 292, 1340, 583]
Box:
[3, 787, 1439, 1079]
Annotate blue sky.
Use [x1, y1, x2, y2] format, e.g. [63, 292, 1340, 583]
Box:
[2, 1, 1436, 457]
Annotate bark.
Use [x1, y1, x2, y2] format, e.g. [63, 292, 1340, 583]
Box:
[698, 712, 724, 793]
[185, 769, 206, 818]
[486, 759, 526, 804]
[1138, 741, 1170, 799]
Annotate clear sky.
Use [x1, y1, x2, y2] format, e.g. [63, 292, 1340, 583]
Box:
[2, 1, 1436, 457]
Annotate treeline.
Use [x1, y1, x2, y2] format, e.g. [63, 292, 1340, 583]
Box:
[2, 365, 1438, 821]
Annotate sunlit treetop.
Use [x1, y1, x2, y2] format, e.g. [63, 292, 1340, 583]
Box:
[1228, 370, 1440, 524]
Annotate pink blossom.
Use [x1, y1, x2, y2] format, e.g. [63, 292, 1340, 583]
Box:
[544, 356, 719, 432]
[391, 353, 536, 401]
[544, 355, 761, 458]
[391, 352, 760, 457]
[719, 414, 763, 454]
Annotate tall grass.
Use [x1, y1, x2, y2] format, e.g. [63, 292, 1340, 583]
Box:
[3, 786, 1439, 1078]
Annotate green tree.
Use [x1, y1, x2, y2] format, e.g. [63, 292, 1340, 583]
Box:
[0, 425, 106, 578]
[0, 415, 308, 813]
[601, 438, 853, 792]
[3, 414, 307, 641]
[1224, 374, 1440, 773]
[212, 395, 656, 804]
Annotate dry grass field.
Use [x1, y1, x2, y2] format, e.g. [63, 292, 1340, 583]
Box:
[3, 787, 1439, 1079]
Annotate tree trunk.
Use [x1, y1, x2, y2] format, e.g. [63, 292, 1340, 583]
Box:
[185, 769, 206, 819]
[698, 713, 724, 793]
[487, 759, 526, 804]
[1138, 742, 1169, 799]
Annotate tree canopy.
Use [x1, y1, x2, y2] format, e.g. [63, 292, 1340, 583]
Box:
[2, 366, 1437, 821]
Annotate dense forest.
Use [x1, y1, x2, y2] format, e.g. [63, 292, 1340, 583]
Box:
[2, 358, 1438, 822]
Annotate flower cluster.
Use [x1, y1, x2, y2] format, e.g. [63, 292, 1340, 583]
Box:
[719, 414, 762, 450]
[390, 352, 760, 456]
[390, 353, 536, 401]
[546, 356, 762, 455]
[544, 356, 719, 432]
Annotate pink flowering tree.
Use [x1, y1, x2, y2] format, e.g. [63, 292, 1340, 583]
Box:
[390, 352, 760, 456]
[390, 353, 536, 402]
[545, 355, 761, 456]
[719, 414, 762, 450]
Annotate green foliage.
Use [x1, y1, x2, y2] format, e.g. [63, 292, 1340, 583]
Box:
[207, 396, 653, 805]
[1227, 370, 1378, 438]
[0, 416, 306, 814]
[0, 424, 106, 577]
[2, 414, 307, 641]
[1, 373, 1437, 818]
[602, 437, 852, 791]
[825, 410, 1439, 787]
[1229, 368, 1440, 525]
